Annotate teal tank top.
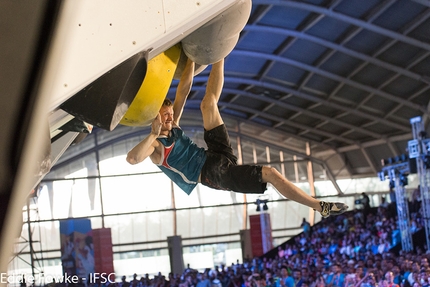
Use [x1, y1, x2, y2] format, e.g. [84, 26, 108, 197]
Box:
[156, 128, 207, 194]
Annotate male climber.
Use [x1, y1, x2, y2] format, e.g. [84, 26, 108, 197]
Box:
[126, 58, 348, 218]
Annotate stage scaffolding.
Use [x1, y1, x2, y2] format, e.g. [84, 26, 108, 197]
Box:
[408, 116, 430, 251]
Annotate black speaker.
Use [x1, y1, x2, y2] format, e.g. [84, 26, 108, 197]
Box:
[409, 158, 417, 174]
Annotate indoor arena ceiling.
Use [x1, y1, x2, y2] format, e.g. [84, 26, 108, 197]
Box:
[162, 0, 430, 181]
[49, 0, 430, 185]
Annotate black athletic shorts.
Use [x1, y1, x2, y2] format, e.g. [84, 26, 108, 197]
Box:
[200, 124, 267, 194]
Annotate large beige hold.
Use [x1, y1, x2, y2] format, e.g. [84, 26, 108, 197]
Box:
[181, 0, 252, 65]
[173, 48, 208, 80]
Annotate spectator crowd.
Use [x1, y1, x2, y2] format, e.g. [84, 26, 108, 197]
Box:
[54, 189, 429, 287]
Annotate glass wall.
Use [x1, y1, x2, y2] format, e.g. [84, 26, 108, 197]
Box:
[8, 125, 397, 282]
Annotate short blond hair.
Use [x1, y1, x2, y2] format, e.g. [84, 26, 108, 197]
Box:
[162, 99, 173, 107]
